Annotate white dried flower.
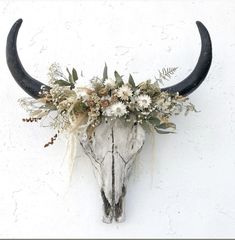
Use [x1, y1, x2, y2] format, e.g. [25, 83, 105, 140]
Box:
[75, 88, 90, 101]
[134, 89, 140, 96]
[104, 78, 116, 88]
[104, 102, 127, 117]
[136, 94, 152, 108]
[48, 63, 66, 84]
[103, 106, 113, 117]
[117, 85, 132, 100]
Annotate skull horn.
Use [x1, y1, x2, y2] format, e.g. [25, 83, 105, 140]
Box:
[161, 21, 212, 96]
[6, 19, 50, 99]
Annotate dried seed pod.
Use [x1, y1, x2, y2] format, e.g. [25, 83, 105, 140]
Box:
[22, 117, 41, 122]
[44, 133, 59, 148]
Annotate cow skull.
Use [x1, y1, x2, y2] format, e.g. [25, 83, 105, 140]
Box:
[6, 19, 212, 222]
[80, 119, 145, 223]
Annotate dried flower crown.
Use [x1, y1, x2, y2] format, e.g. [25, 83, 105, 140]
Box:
[20, 64, 197, 146]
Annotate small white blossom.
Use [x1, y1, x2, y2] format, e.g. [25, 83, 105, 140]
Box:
[136, 94, 152, 108]
[74, 88, 90, 101]
[104, 102, 127, 117]
[103, 107, 113, 117]
[117, 85, 132, 100]
[134, 89, 140, 96]
[100, 96, 109, 100]
[104, 78, 116, 88]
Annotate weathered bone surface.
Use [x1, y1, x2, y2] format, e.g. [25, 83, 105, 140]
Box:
[80, 119, 145, 223]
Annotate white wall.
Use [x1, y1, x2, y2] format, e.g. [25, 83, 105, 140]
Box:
[1, 0, 235, 238]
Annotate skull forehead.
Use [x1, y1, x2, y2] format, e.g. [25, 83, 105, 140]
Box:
[91, 119, 145, 160]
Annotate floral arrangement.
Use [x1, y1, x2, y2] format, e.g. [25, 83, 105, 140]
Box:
[19, 63, 196, 147]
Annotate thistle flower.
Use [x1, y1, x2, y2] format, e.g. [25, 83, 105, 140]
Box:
[136, 94, 152, 108]
[117, 85, 132, 100]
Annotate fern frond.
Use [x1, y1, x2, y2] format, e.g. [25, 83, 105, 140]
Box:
[156, 67, 178, 82]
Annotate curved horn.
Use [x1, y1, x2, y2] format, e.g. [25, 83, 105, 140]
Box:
[161, 21, 212, 96]
[6, 19, 50, 99]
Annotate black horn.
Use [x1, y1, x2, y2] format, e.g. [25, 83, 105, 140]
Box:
[6, 19, 50, 99]
[161, 21, 212, 96]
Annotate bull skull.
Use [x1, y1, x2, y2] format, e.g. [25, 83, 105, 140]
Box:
[6, 19, 212, 223]
[80, 119, 145, 223]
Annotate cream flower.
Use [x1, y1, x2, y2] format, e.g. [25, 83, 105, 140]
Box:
[104, 102, 127, 117]
[103, 107, 113, 117]
[136, 94, 152, 108]
[117, 85, 132, 100]
[134, 89, 140, 96]
[104, 78, 116, 88]
[75, 88, 90, 101]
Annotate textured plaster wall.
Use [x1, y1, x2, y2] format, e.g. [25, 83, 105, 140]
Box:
[0, 0, 235, 238]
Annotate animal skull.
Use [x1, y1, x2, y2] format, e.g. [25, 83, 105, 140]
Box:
[80, 119, 145, 223]
[6, 19, 212, 222]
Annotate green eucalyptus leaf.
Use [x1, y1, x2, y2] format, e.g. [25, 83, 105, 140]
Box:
[72, 68, 78, 81]
[114, 71, 124, 86]
[103, 63, 108, 82]
[149, 116, 161, 127]
[73, 101, 88, 113]
[66, 68, 71, 76]
[54, 80, 71, 86]
[158, 122, 176, 129]
[128, 74, 135, 87]
[155, 128, 173, 134]
[66, 68, 74, 84]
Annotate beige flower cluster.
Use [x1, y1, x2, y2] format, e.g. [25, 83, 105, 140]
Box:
[19, 65, 196, 135]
